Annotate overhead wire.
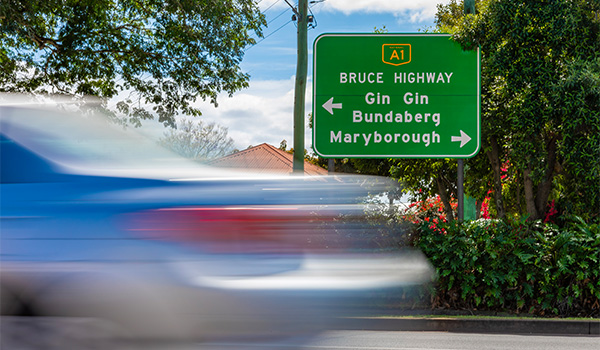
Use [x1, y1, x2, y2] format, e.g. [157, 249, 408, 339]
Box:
[307, 5, 317, 30]
[291, 1, 317, 30]
[246, 18, 293, 51]
[246, 0, 294, 51]
[269, 6, 292, 23]
[244, 0, 322, 51]
[261, 0, 282, 14]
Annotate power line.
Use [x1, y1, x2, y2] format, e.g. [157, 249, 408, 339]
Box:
[262, 0, 282, 14]
[307, 6, 317, 30]
[244, 0, 293, 51]
[283, 0, 298, 15]
[269, 7, 291, 23]
[246, 18, 293, 51]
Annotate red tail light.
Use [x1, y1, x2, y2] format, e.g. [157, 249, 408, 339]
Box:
[122, 206, 347, 254]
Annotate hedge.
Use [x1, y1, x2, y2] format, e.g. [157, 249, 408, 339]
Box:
[416, 217, 600, 317]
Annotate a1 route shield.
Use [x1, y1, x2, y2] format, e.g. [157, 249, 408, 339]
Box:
[312, 33, 480, 158]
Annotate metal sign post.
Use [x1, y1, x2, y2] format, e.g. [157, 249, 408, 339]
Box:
[458, 1, 477, 221]
[458, 159, 464, 221]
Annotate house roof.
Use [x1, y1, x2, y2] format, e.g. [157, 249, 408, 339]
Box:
[208, 143, 328, 176]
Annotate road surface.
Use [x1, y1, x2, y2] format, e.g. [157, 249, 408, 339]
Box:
[199, 330, 599, 350]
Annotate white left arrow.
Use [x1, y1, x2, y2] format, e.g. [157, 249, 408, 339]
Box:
[451, 130, 472, 148]
[322, 97, 342, 115]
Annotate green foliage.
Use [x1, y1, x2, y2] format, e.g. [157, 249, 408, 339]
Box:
[436, 0, 600, 221]
[554, 58, 600, 218]
[0, 0, 266, 127]
[417, 217, 600, 317]
[373, 25, 388, 34]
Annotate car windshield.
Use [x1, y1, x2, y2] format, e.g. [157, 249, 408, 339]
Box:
[0, 105, 206, 176]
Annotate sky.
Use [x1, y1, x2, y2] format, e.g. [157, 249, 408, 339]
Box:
[142, 0, 452, 152]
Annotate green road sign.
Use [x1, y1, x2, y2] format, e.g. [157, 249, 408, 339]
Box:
[312, 34, 480, 158]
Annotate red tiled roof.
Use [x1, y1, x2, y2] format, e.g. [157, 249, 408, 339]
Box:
[208, 143, 328, 176]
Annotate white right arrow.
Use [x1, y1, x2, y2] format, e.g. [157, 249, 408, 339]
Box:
[322, 97, 342, 115]
[451, 130, 472, 148]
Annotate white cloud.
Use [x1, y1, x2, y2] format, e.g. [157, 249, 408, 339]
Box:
[258, 0, 290, 12]
[317, 0, 445, 13]
[188, 77, 313, 151]
[134, 76, 314, 153]
[259, 0, 450, 16]
[312, 0, 450, 23]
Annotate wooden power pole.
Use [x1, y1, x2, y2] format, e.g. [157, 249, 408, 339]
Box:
[292, 0, 308, 174]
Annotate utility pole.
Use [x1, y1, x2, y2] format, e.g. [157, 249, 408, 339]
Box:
[292, 0, 308, 174]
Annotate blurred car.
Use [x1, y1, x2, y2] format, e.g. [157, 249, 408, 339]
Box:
[0, 98, 433, 347]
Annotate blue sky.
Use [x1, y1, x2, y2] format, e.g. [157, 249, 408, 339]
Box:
[146, 0, 452, 151]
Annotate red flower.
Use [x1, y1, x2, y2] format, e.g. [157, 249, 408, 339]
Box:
[544, 200, 558, 223]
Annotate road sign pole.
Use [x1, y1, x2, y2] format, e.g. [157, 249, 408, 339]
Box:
[457, 0, 475, 221]
[457, 159, 464, 221]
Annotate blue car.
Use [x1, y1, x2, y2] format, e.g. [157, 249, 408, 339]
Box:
[0, 100, 433, 347]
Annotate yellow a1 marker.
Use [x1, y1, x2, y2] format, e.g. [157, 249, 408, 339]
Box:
[382, 44, 411, 66]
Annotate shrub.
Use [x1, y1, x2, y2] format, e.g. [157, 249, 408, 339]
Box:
[416, 217, 600, 317]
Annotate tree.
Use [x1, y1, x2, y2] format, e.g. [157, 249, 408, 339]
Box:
[442, 0, 600, 221]
[0, 0, 265, 127]
[387, 0, 600, 223]
[391, 159, 458, 222]
[159, 118, 234, 161]
[279, 139, 287, 151]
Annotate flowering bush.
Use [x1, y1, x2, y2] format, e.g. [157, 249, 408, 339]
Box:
[416, 217, 600, 317]
[480, 195, 492, 219]
[402, 195, 457, 225]
[544, 199, 559, 223]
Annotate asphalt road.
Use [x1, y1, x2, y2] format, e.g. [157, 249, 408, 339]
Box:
[2, 317, 598, 350]
[196, 330, 599, 350]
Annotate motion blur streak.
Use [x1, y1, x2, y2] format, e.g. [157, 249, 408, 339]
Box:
[1, 96, 434, 349]
[123, 205, 358, 254]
